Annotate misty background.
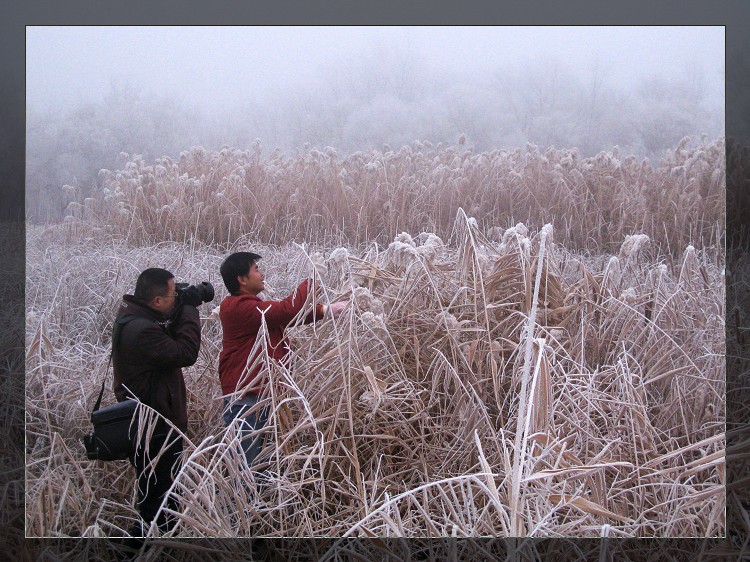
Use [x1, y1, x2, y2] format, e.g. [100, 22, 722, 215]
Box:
[26, 26, 725, 223]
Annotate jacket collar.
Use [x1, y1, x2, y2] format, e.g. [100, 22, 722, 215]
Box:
[120, 294, 169, 322]
[230, 292, 262, 302]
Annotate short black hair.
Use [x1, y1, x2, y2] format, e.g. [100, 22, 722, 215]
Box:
[220, 251, 262, 294]
[134, 268, 174, 302]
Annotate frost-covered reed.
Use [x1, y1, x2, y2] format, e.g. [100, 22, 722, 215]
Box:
[26, 210, 724, 542]
[58, 137, 725, 257]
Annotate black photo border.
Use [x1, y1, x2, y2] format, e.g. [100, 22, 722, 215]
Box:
[5, 1, 748, 559]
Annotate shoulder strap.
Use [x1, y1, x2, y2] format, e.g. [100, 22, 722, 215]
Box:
[92, 355, 113, 414]
[91, 316, 135, 415]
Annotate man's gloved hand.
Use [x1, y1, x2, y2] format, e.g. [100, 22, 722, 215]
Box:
[325, 301, 347, 319]
[179, 286, 203, 307]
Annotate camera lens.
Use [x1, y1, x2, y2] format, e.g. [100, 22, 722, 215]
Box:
[199, 282, 215, 303]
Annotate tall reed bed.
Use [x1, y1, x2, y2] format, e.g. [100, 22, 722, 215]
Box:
[26, 210, 724, 541]
[58, 137, 725, 256]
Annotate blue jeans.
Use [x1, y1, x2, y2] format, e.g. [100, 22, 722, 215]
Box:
[223, 394, 269, 472]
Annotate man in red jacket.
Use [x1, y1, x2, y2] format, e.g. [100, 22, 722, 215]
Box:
[218, 251, 345, 472]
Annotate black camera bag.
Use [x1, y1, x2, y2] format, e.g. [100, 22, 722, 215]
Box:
[83, 399, 137, 461]
[82, 318, 138, 461]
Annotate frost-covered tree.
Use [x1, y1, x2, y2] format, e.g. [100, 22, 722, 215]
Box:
[26, 83, 201, 222]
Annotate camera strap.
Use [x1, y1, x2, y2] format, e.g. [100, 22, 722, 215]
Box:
[91, 316, 134, 416]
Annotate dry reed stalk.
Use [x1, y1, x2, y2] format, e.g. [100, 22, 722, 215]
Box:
[509, 224, 552, 535]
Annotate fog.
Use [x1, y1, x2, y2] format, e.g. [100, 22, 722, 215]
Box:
[26, 26, 725, 222]
[27, 27, 723, 113]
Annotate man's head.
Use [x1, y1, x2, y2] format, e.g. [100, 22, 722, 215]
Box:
[220, 252, 264, 295]
[134, 267, 177, 315]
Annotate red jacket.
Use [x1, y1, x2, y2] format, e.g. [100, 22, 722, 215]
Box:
[218, 280, 322, 397]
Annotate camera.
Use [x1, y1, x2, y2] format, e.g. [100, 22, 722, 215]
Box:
[175, 281, 215, 304]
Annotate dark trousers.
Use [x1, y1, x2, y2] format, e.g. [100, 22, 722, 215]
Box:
[128, 426, 183, 534]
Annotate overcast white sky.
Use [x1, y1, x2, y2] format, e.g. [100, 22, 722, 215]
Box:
[26, 26, 724, 111]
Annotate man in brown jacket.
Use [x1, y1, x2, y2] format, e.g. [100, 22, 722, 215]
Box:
[112, 267, 208, 536]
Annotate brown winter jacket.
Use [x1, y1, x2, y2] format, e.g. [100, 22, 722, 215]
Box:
[112, 295, 201, 431]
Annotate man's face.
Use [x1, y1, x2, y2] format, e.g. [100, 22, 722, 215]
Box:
[150, 278, 178, 315]
[238, 262, 265, 296]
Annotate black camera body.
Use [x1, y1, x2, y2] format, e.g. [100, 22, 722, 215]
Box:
[175, 281, 215, 304]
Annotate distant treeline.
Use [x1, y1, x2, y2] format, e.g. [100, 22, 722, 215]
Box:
[27, 55, 723, 223]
